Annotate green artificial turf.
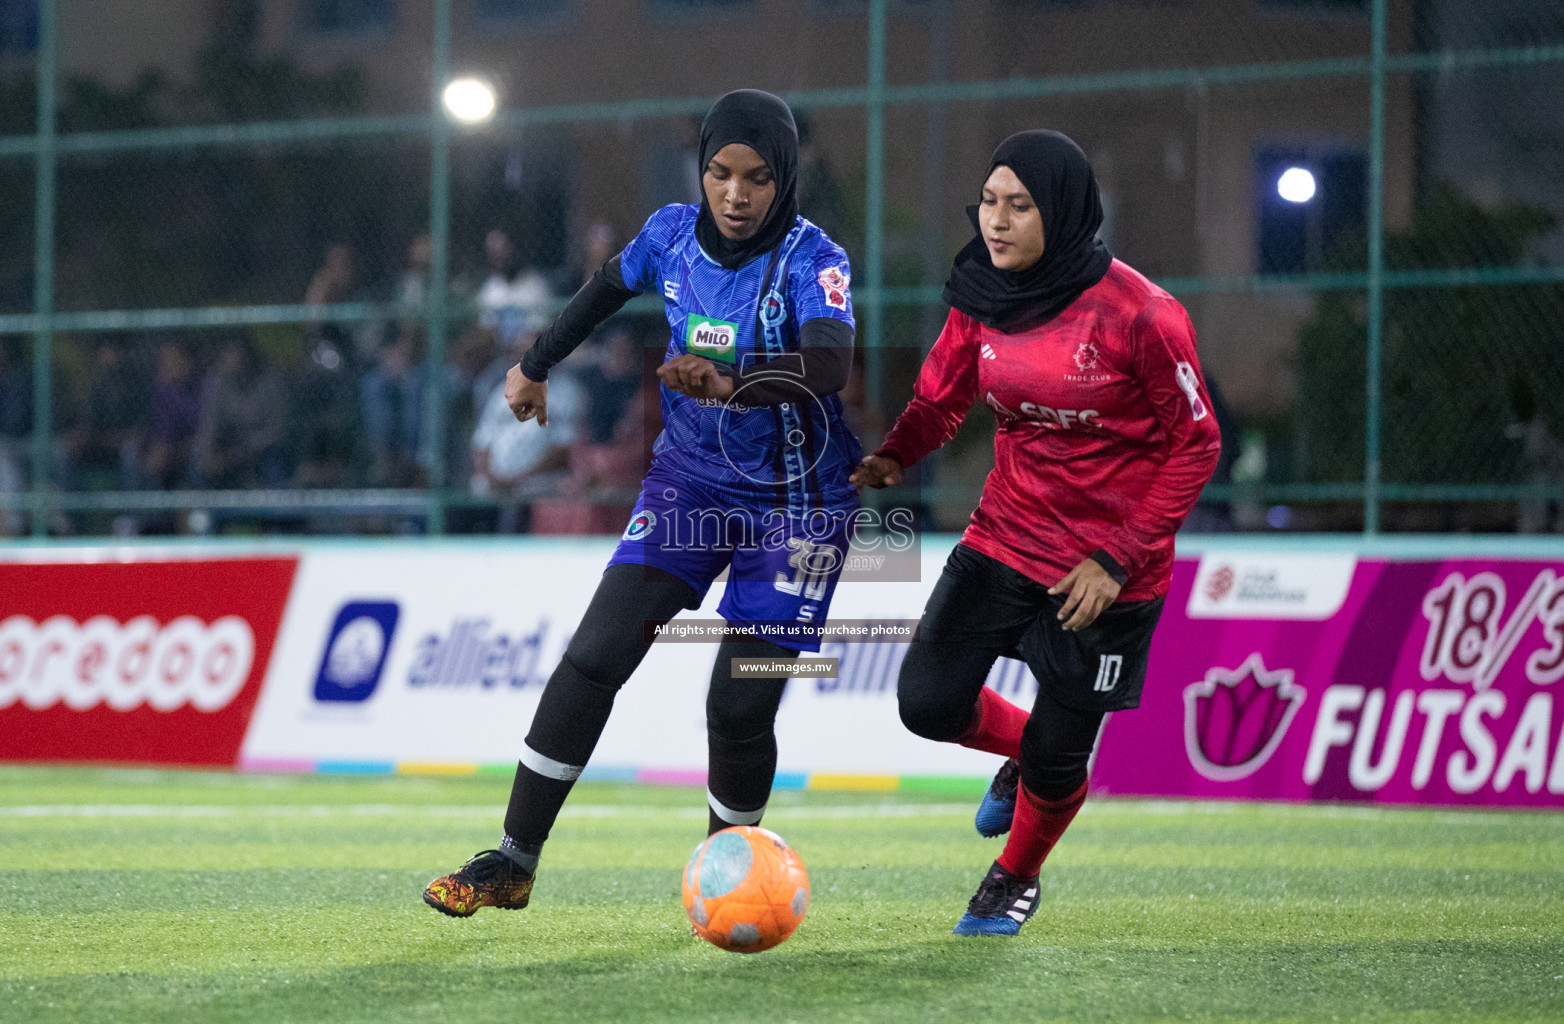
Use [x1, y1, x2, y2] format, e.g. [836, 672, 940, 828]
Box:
[2, 766, 1561, 1023]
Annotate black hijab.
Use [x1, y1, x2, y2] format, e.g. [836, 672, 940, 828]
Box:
[943, 130, 1113, 332]
[694, 89, 800, 271]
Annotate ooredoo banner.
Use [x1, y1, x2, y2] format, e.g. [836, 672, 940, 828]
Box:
[0, 556, 298, 764]
[1094, 554, 1564, 808]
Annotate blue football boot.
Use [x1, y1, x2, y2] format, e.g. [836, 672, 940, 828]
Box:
[951, 860, 1040, 937]
[974, 758, 1021, 837]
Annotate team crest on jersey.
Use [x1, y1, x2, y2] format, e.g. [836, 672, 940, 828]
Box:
[1074, 341, 1100, 371]
[817, 265, 850, 311]
[622, 509, 657, 541]
[760, 293, 787, 328]
[686, 314, 738, 364]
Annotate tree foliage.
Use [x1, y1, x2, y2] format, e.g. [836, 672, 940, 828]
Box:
[0, 14, 419, 316]
[1293, 184, 1563, 485]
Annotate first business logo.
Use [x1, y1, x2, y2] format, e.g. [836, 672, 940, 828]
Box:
[314, 601, 400, 702]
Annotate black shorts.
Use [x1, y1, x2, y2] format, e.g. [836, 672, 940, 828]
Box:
[917, 543, 1165, 713]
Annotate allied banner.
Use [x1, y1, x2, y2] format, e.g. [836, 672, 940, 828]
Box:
[237, 543, 1006, 779]
[1094, 554, 1564, 808]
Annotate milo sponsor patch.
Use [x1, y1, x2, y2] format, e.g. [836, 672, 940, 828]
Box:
[685, 314, 739, 364]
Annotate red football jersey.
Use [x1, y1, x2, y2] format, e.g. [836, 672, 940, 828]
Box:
[877, 259, 1221, 602]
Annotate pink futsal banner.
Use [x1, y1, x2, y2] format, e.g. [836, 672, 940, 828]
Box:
[1093, 553, 1564, 807]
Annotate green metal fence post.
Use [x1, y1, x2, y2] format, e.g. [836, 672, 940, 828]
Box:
[1364, 0, 1387, 534]
[424, 0, 453, 535]
[28, 0, 57, 537]
[865, 0, 886, 427]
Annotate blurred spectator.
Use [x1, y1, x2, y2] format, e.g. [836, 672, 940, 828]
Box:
[293, 353, 366, 488]
[363, 234, 434, 487]
[470, 358, 584, 532]
[578, 327, 641, 445]
[463, 228, 557, 471]
[558, 221, 617, 295]
[396, 232, 433, 310]
[1508, 372, 1564, 533]
[363, 325, 426, 487]
[565, 379, 656, 499]
[63, 341, 147, 491]
[467, 326, 527, 441]
[0, 339, 30, 535]
[192, 335, 291, 489]
[639, 116, 700, 214]
[137, 341, 200, 490]
[476, 228, 553, 348]
[476, 229, 518, 317]
[297, 243, 372, 488]
[304, 242, 357, 371]
[580, 222, 616, 286]
[439, 320, 502, 488]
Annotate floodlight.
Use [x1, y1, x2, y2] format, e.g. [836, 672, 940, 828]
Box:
[1277, 167, 1316, 204]
[443, 77, 497, 124]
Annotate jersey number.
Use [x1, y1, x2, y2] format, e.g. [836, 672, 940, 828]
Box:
[774, 538, 837, 601]
[1093, 655, 1124, 692]
[1175, 362, 1209, 422]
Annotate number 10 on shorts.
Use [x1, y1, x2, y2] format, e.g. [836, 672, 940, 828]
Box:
[1093, 654, 1123, 692]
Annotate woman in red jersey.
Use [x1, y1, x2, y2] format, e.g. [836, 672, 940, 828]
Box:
[851, 130, 1221, 936]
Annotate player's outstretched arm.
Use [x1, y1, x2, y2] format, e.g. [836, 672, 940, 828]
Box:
[518, 255, 638, 384]
[508, 253, 642, 427]
[506, 364, 549, 426]
[871, 308, 982, 473]
[656, 354, 735, 401]
[726, 318, 854, 406]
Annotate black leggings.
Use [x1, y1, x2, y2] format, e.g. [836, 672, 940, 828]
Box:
[506, 564, 794, 845]
[897, 546, 1105, 801]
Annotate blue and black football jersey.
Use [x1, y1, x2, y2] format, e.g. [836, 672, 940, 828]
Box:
[618, 204, 862, 513]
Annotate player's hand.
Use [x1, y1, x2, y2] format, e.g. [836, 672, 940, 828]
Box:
[1049, 558, 1121, 632]
[506, 364, 548, 426]
[849, 454, 903, 490]
[657, 354, 735, 400]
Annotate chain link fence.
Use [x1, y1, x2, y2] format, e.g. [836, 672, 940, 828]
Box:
[0, 0, 1561, 538]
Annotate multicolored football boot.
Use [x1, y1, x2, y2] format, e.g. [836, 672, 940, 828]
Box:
[974, 758, 1021, 837]
[422, 849, 535, 918]
[951, 860, 1040, 937]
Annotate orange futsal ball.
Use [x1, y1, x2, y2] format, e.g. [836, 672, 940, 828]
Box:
[682, 825, 810, 953]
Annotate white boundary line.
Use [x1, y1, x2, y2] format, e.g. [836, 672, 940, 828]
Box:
[0, 800, 1519, 824]
[0, 803, 975, 820]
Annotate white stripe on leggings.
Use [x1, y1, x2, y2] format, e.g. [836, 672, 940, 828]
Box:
[519, 743, 584, 782]
[706, 790, 766, 826]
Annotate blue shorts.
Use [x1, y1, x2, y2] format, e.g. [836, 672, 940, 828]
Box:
[607, 462, 856, 652]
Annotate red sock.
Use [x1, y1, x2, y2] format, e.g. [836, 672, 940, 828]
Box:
[956, 687, 1028, 759]
[996, 780, 1087, 878]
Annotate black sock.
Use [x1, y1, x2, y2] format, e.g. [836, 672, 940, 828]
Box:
[498, 833, 542, 873]
[707, 729, 779, 834]
[502, 654, 620, 847]
[705, 634, 791, 835]
[500, 564, 695, 849]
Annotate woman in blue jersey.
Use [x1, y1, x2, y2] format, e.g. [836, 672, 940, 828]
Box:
[424, 89, 862, 919]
